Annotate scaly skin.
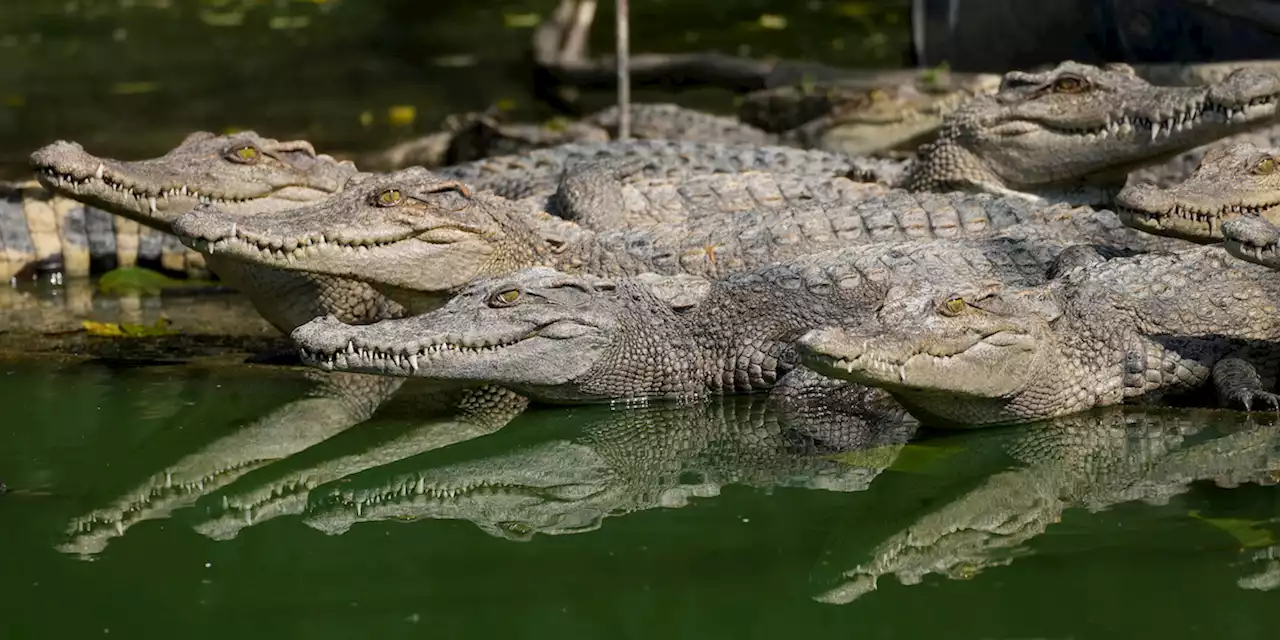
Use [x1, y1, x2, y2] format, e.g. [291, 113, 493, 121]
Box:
[799, 246, 1280, 426]
[362, 103, 776, 171]
[27, 132, 405, 333]
[743, 72, 1003, 156]
[285, 230, 1146, 403]
[299, 388, 916, 541]
[56, 373, 528, 557]
[1117, 140, 1280, 242]
[433, 138, 899, 201]
[540, 167, 893, 229]
[900, 61, 1280, 204]
[170, 167, 1181, 315]
[437, 62, 1280, 220]
[815, 407, 1280, 604]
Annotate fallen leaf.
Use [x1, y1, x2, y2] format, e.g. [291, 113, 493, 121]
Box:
[502, 12, 541, 28]
[82, 317, 180, 338]
[1189, 510, 1277, 549]
[388, 105, 417, 127]
[758, 14, 788, 30]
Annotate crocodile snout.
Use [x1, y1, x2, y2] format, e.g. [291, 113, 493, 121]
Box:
[171, 203, 237, 243]
[1114, 183, 1174, 216]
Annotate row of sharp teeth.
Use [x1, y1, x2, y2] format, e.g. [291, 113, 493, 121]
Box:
[197, 233, 393, 262]
[64, 461, 268, 536]
[333, 479, 521, 516]
[301, 339, 509, 372]
[1229, 239, 1280, 259]
[38, 167, 243, 212]
[216, 478, 319, 526]
[1118, 203, 1267, 224]
[1057, 99, 1271, 142]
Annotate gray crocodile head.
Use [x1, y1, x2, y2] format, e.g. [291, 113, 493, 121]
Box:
[30, 131, 359, 232]
[1116, 141, 1280, 242]
[1223, 214, 1280, 270]
[289, 268, 673, 402]
[797, 280, 1061, 427]
[171, 167, 556, 314]
[904, 62, 1280, 201]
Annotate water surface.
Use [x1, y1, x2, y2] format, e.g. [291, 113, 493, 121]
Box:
[1, 287, 1278, 639]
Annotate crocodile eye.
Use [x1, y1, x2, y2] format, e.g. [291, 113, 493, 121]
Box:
[1254, 158, 1277, 175]
[1051, 75, 1087, 93]
[375, 189, 403, 207]
[940, 296, 967, 316]
[226, 145, 260, 164]
[488, 288, 521, 307]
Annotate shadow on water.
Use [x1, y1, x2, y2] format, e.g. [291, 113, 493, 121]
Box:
[1, 340, 1279, 637]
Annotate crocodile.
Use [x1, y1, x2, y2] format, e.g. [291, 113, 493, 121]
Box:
[298, 386, 916, 541]
[55, 371, 528, 557]
[285, 225, 1153, 403]
[1116, 140, 1280, 243]
[434, 138, 901, 201]
[814, 407, 1280, 604]
[440, 62, 1280, 206]
[28, 131, 406, 333]
[799, 245, 1280, 427]
[170, 166, 1180, 316]
[362, 103, 773, 171]
[1222, 214, 1280, 271]
[738, 71, 1003, 157]
[539, 167, 893, 229]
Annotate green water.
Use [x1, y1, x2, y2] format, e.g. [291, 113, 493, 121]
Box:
[2, 346, 1278, 638]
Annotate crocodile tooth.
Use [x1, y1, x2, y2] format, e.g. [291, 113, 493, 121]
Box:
[115, 521, 124, 535]
[95, 163, 104, 180]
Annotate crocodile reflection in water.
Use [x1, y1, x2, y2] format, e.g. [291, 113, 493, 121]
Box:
[299, 380, 917, 541]
[56, 371, 406, 557]
[814, 408, 1280, 604]
[191, 380, 528, 540]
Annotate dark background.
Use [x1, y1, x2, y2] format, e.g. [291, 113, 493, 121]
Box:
[0, 0, 912, 176]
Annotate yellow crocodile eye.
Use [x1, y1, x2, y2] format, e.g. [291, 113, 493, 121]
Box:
[941, 296, 967, 315]
[1052, 76, 1086, 93]
[228, 145, 259, 163]
[1255, 158, 1277, 174]
[489, 288, 521, 307]
[376, 189, 403, 206]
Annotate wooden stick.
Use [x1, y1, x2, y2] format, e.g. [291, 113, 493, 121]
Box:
[615, 0, 631, 139]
